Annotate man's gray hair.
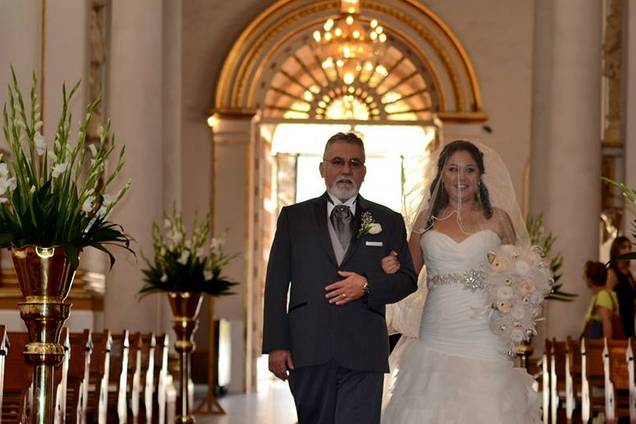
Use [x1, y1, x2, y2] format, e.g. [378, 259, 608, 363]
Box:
[323, 132, 365, 159]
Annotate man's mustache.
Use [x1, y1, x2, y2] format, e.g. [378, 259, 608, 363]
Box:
[335, 177, 354, 184]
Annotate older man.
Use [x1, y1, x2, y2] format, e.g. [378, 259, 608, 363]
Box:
[262, 132, 417, 423]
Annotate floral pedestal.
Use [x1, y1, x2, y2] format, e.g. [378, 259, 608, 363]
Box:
[168, 291, 203, 424]
[12, 246, 77, 423]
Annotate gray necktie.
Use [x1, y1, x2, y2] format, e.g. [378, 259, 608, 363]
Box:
[330, 205, 352, 249]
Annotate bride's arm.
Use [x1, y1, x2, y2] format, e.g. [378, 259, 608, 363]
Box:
[381, 232, 424, 275]
[381, 211, 426, 275]
[408, 232, 424, 274]
[494, 208, 516, 245]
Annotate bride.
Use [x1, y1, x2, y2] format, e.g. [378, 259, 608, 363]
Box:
[381, 140, 541, 423]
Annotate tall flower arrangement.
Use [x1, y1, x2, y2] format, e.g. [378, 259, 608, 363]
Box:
[0, 67, 131, 265]
[139, 208, 237, 296]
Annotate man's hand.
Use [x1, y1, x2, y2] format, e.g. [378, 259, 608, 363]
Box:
[325, 271, 367, 305]
[381, 250, 400, 274]
[269, 349, 294, 381]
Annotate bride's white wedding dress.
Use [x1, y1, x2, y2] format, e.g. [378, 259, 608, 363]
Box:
[382, 229, 541, 423]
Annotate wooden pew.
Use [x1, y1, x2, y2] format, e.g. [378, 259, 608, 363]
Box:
[108, 330, 130, 423]
[0, 325, 9, 421]
[65, 329, 92, 424]
[3, 332, 32, 423]
[86, 330, 112, 424]
[127, 332, 143, 421]
[154, 334, 170, 424]
[53, 328, 70, 424]
[542, 338, 551, 424]
[605, 339, 631, 421]
[550, 338, 568, 423]
[139, 333, 156, 423]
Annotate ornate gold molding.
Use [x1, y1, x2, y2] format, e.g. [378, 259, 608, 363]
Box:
[215, 0, 486, 120]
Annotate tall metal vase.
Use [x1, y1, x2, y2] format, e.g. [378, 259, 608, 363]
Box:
[168, 291, 203, 424]
[11, 245, 78, 424]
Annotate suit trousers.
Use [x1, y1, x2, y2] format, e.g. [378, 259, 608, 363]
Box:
[288, 360, 383, 424]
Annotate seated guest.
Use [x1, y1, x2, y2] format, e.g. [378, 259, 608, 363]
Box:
[608, 236, 636, 338]
[583, 260, 621, 339]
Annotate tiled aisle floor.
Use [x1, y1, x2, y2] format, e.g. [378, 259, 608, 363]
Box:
[194, 379, 297, 424]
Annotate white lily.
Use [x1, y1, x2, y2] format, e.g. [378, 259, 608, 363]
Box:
[82, 196, 95, 214]
[102, 193, 115, 207]
[34, 131, 46, 156]
[0, 163, 9, 178]
[178, 250, 189, 265]
[88, 144, 98, 157]
[52, 162, 68, 178]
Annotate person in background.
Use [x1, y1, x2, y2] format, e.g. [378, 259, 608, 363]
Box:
[608, 236, 636, 338]
[583, 260, 620, 339]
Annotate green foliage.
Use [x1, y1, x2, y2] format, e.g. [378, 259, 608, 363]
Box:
[526, 213, 577, 302]
[602, 177, 636, 263]
[0, 66, 132, 268]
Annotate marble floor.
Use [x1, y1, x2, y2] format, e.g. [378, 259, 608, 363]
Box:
[193, 379, 297, 424]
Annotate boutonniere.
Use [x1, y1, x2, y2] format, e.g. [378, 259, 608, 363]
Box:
[357, 211, 382, 238]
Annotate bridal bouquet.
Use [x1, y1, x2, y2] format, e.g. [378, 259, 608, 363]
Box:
[484, 244, 553, 353]
[139, 208, 237, 297]
[0, 67, 131, 267]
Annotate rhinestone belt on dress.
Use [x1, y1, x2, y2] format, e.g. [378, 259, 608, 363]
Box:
[427, 269, 485, 291]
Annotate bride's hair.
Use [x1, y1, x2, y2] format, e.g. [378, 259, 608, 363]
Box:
[427, 140, 493, 227]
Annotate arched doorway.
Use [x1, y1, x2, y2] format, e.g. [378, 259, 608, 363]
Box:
[210, 0, 488, 392]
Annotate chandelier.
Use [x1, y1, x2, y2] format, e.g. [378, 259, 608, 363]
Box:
[313, 0, 386, 85]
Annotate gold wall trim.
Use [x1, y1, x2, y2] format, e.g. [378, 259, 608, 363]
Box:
[210, 108, 258, 119]
[215, 0, 484, 116]
[436, 111, 489, 123]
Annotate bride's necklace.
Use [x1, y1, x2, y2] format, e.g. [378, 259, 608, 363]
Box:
[434, 204, 482, 236]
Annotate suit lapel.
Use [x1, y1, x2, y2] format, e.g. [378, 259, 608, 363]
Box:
[340, 195, 368, 265]
[313, 193, 338, 267]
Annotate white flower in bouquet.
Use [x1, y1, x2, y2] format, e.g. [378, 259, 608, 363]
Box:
[489, 256, 510, 272]
[519, 280, 535, 295]
[484, 243, 553, 353]
[500, 244, 520, 258]
[511, 328, 525, 343]
[511, 305, 526, 320]
[496, 286, 514, 300]
[514, 260, 530, 275]
[530, 291, 544, 304]
[496, 300, 512, 313]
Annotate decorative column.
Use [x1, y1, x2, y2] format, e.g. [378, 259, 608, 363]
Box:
[105, 0, 164, 333]
[210, 111, 255, 393]
[624, 2, 636, 229]
[530, 0, 603, 339]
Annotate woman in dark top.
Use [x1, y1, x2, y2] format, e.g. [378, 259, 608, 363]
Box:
[609, 236, 636, 338]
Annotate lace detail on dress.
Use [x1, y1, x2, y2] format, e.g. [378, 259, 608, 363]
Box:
[428, 268, 485, 291]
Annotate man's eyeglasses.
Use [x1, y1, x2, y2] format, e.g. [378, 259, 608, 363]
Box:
[323, 157, 365, 170]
